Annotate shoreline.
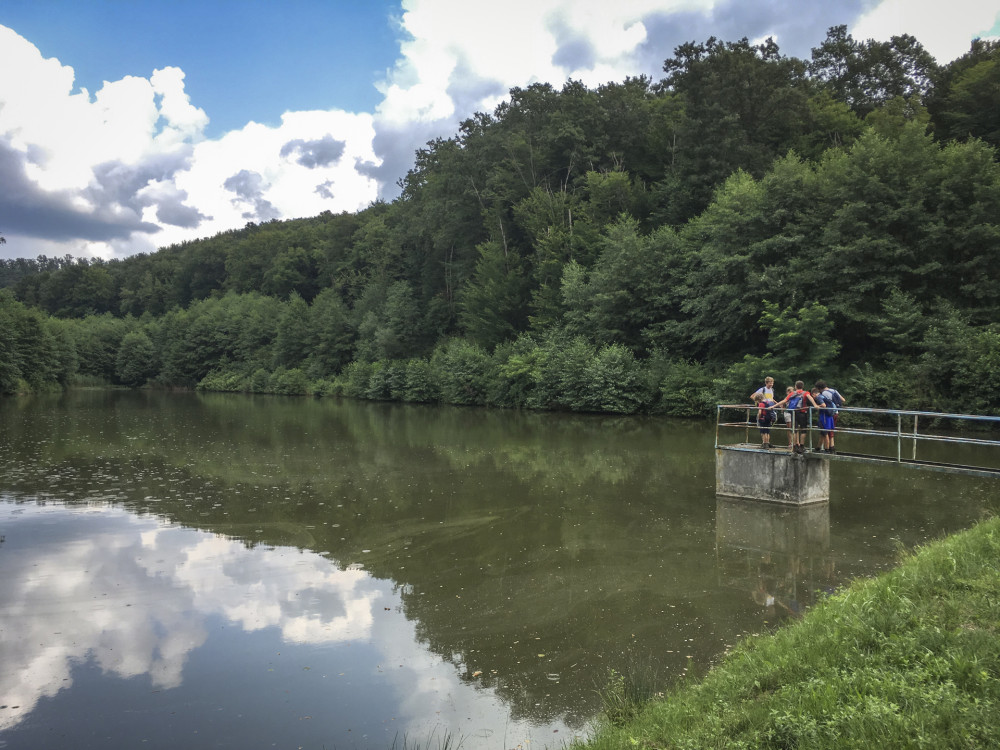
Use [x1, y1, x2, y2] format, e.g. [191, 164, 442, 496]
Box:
[571, 514, 1000, 748]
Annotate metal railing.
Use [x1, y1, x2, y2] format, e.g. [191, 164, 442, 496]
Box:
[715, 404, 1000, 478]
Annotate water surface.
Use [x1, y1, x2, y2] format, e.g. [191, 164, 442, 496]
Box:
[0, 391, 993, 749]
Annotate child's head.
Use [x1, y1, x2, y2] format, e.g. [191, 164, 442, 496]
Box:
[751, 392, 763, 403]
[794, 380, 805, 390]
[764, 376, 774, 387]
[786, 386, 794, 395]
[815, 379, 827, 390]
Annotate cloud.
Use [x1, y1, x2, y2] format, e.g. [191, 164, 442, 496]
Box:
[224, 168, 281, 221]
[851, 0, 1000, 62]
[0, 140, 160, 242]
[280, 134, 347, 168]
[169, 110, 378, 237]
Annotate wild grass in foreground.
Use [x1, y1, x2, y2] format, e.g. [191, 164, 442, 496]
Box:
[386, 729, 459, 749]
[574, 516, 1000, 749]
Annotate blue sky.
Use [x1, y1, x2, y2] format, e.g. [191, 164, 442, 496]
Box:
[0, 0, 401, 136]
[1, 0, 998, 260]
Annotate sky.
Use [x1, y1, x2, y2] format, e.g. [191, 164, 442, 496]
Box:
[1, 0, 998, 261]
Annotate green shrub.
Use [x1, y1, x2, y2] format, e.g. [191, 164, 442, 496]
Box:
[269, 367, 311, 395]
[658, 359, 717, 417]
[247, 368, 271, 393]
[338, 361, 375, 399]
[490, 336, 541, 408]
[365, 361, 392, 400]
[431, 339, 491, 406]
[403, 359, 438, 403]
[197, 368, 246, 392]
[583, 343, 649, 413]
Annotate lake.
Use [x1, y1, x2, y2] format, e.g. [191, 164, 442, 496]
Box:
[0, 390, 994, 749]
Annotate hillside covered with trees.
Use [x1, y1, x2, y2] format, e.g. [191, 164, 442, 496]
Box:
[2, 28, 999, 415]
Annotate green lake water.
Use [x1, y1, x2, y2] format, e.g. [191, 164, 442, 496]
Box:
[0, 390, 994, 749]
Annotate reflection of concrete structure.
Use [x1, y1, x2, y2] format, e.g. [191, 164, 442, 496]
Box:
[715, 497, 835, 619]
[715, 446, 829, 504]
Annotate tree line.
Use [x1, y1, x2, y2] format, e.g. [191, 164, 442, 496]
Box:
[2, 28, 999, 415]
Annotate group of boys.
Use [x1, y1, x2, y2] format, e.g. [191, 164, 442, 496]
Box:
[750, 377, 847, 455]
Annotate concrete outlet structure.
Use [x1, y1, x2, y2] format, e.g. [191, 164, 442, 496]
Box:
[715, 445, 830, 505]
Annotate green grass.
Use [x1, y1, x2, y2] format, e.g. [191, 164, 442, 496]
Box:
[574, 516, 1000, 749]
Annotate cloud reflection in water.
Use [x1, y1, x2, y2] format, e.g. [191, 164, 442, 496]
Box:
[0, 500, 552, 747]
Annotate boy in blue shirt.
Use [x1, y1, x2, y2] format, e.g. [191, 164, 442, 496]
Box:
[814, 380, 846, 453]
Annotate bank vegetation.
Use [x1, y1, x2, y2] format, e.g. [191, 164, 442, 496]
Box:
[575, 515, 1000, 749]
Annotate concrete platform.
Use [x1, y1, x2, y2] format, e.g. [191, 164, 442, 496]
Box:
[715, 444, 830, 504]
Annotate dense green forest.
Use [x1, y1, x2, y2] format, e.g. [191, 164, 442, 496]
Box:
[3, 28, 1000, 415]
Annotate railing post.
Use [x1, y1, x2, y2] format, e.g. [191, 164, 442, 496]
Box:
[913, 415, 918, 461]
[808, 407, 813, 451]
[897, 413, 902, 463]
[715, 405, 721, 449]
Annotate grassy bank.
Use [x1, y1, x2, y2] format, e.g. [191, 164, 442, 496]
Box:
[573, 516, 1000, 749]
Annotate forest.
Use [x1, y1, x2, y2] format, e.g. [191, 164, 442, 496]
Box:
[2, 27, 999, 416]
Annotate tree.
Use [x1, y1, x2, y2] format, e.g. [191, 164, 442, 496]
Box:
[306, 288, 354, 377]
[658, 37, 812, 223]
[758, 301, 840, 379]
[562, 217, 680, 354]
[115, 331, 157, 387]
[263, 245, 319, 300]
[273, 292, 312, 368]
[927, 40, 1000, 149]
[70, 314, 132, 382]
[809, 26, 938, 116]
[458, 241, 530, 350]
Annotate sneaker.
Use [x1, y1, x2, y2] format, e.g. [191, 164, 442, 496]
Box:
[828, 448, 836, 454]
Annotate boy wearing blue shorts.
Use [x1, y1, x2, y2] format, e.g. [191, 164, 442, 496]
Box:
[814, 380, 845, 453]
[813, 387, 836, 452]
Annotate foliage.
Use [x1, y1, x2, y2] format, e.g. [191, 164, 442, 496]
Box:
[115, 331, 157, 387]
[655, 357, 718, 417]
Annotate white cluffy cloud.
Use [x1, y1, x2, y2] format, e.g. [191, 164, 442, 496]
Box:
[376, 0, 708, 125]
[852, 0, 1000, 63]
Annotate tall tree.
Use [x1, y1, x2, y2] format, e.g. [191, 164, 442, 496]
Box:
[809, 25, 938, 116]
[658, 37, 812, 223]
[927, 40, 1000, 149]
